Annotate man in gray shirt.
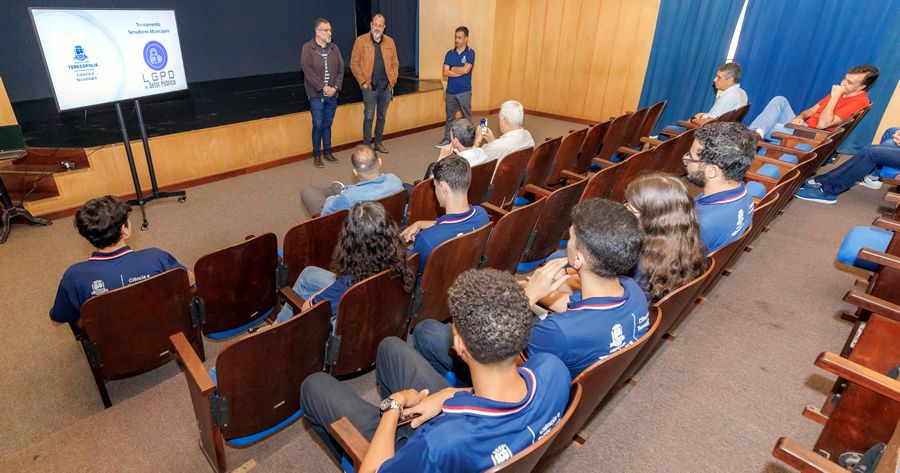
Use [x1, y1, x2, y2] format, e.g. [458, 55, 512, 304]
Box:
[690, 62, 747, 126]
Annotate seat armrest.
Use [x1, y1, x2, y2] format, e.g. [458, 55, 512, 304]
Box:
[170, 332, 215, 392]
[884, 192, 900, 205]
[754, 155, 795, 168]
[756, 141, 807, 157]
[592, 157, 617, 168]
[815, 352, 900, 403]
[329, 417, 369, 470]
[843, 290, 900, 322]
[616, 146, 640, 156]
[770, 132, 821, 146]
[523, 184, 552, 198]
[872, 216, 900, 233]
[482, 202, 509, 221]
[784, 123, 833, 139]
[744, 171, 779, 186]
[277, 286, 306, 313]
[560, 170, 587, 182]
[773, 437, 846, 472]
[857, 248, 900, 271]
[640, 136, 662, 146]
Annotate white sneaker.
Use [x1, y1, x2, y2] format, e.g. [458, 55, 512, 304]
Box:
[756, 128, 765, 138]
[856, 174, 883, 190]
[805, 177, 821, 188]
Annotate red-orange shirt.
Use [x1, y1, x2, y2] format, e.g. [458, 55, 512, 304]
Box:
[806, 91, 869, 129]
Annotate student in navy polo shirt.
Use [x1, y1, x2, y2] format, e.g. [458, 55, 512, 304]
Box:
[300, 269, 571, 472]
[49, 196, 187, 325]
[437, 26, 475, 147]
[400, 155, 489, 274]
[684, 122, 756, 253]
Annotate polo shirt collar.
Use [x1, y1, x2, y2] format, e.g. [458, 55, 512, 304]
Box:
[567, 278, 628, 311]
[436, 205, 476, 224]
[442, 367, 537, 417]
[90, 246, 133, 261]
[696, 184, 748, 205]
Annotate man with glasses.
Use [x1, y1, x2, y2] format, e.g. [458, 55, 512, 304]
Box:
[301, 18, 344, 168]
[351, 13, 399, 155]
[684, 122, 756, 253]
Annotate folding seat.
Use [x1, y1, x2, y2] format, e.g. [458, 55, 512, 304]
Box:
[619, 106, 651, 151]
[282, 209, 348, 285]
[170, 301, 332, 473]
[571, 120, 610, 175]
[544, 127, 588, 186]
[516, 178, 588, 272]
[595, 112, 633, 163]
[520, 136, 562, 196]
[376, 189, 408, 225]
[405, 178, 442, 224]
[596, 146, 660, 202]
[488, 146, 533, 208]
[469, 159, 498, 204]
[637, 100, 667, 140]
[481, 197, 546, 274]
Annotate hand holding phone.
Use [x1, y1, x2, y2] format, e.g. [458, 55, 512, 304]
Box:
[479, 118, 488, 136]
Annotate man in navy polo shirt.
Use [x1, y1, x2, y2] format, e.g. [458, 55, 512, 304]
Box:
[49, 196, 187, 325]
[300, 269, 571, 472]
[401, 155, 489, 274]
[684, 122, 756, 253]
[437, 26, 475, 147]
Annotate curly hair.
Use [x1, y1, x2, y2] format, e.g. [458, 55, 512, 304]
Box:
[449, 269, 531, 364]
[625, 173, 710, 303]
[694, 122, 756, 182]
[330, 201, 415, 292]
[74, 195, 132, 249]
[570, 199, 643, 278]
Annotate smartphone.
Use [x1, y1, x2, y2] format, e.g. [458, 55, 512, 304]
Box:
[479, 118, 488, 136]
[398, 412, 422, 426]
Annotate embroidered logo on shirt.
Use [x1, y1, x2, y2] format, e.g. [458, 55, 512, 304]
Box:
[731, 209, 746, 237]
[491, 444, 513, 466]
[90, 280, 108, 296]
[610, 323, 625, 349]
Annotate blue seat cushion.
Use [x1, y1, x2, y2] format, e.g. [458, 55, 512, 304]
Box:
[880, 166, 900, 179]
[779, 154, 799, 164]
[756, 163, 781, 179]
[513, 195, 533, 207]
[205, 306, 274, 340]
[517, 256, 549, 273]
[836, 226, 893, 271]
[746, 181, 768, 199]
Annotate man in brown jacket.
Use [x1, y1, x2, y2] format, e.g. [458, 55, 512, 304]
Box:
[350, 13, 399, 154]
[301, 18, 344, 168]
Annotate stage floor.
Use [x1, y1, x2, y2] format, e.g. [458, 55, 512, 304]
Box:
[13, 69, 442, 148]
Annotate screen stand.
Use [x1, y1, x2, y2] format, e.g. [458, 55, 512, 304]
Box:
[0, 173, 52, 245]
[114, 99, 185, 230]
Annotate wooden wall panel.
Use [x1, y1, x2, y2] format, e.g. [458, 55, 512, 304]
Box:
[0, 77, 18, 126]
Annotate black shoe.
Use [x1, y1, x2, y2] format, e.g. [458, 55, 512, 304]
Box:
[313, 156, 324, 168]
[374, 142, 389, 154]
[323, 152, 338, 163]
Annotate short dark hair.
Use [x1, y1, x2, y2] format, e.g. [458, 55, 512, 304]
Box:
[455, 26, 469, 37]
[848, 64, 879, 91]
[718, 62, 741, 83]
[449, 269, 531, 364]
[694, 121, 756, 181]
[450, 119, 476, 148]
[431, 155, 470, 193]
[314, 18, 330, 29]
[570, 199, 643, 277]
[74, 195, 132, 249]
[350, 144, 379, 174]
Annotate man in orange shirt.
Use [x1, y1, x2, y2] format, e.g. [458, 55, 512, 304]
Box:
[748, 64, 878, 140]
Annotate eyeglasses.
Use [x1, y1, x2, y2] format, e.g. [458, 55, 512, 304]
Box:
[682, 152, 704, 164]
[317, 28, 332, 32]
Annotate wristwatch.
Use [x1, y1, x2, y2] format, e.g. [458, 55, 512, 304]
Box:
[379, 397, 402, 414]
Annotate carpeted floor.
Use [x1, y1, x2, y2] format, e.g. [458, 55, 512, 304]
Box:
[0, 115, 888, 472]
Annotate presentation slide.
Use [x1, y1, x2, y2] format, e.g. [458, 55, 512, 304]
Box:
[30, 9, 187, 111]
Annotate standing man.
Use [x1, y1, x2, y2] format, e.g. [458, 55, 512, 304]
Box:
[438, 26, 475, 147]
[350, 13, 399, 155]
[301, 18, 344, 168]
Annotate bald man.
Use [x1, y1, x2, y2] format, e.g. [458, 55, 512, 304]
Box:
[299, 144, 403, 217]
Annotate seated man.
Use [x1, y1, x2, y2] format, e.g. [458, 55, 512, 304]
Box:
[401, 155, 489, 274]
[299, 144, 403, 217]
[796, 127, 900, 204]
[435, 118, 492, 167]
[50, 196, 188, 325]
[300, 269, 571, 472]
[475, 100, 535, 163]
[414, 198, 649, 380]
[685, 122, 756, 253]
[748, 64, 878, 140]
[662, 62, 747, 136]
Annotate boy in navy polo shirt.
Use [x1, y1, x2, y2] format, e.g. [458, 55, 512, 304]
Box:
[438, 26, 475, 146]
[684, 122, 756, 253]
[401, 155, 489, 274]
[49, 196, 187, 325]
[300, 269, 571, 472]
[523, 199, 649, 379]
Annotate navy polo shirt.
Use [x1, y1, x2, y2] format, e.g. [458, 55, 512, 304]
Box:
[411, 205, 490, 274]
[312, 275, 353, 317]
[443, 47, 475, 95]
[377, 352, 570, 472]
[50, 246, 184, 324]
[526, 277, 650, 379]
[695, 183, 755, 253]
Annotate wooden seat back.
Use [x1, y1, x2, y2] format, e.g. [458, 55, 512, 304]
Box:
[79, 268, 201, 407]
[658, 128, 696, 175]
[406, 178, 443, 224]
[282, 210, 348, 285]
[573, 121, 610, 174]
[718, 103, 751, 123]
[596, 112, 633, 161]
[486, 384, 583, 473]
[489, 147, 533, 208]
[579, 161, 621, 201]
[376, 189, 408, 225]
[469, 160, 497, 204]
[638, 100, 667, 139]
[868, 235, 900, 306]
[483, 197, 546, 273]
[522, 137, 562, 191]
[546, 128, 588, 186]
[329, 255, 419, 376]
[698, 226, 753, 298]
[606, 146, 660, 202]
[622, 106, 650, 149]
[545, 307, 661, 457]
[410, 223, 493, 328]
[194, 233, 278, 336]
[521, 178, 589, 264]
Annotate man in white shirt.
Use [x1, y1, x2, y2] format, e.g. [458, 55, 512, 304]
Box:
[689, 62, 747, 126]
[475, 100, 535, 162]
[436, 118, 492, 166]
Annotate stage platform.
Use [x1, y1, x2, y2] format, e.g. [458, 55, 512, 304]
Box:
[3, 70, 445, 217]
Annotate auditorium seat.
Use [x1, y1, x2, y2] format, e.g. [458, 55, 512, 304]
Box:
[169, 300, 331, 473]
[469, 159, 498, 204]
[482, 197, 546, 274]
[405, 178, 442, 225]
[568, 160, 621, 201]
[572, 120, 610, 174]
[282, 209, 348, 285]
[75, 268, 203, 408]
[517, 178, 588, 272]
[596, 112, 633, 163]
[377, 189, 409, 225]
[520, 136, 562, 197]
[489, 146, 533, 208]
[620, 106, 651, 151]
[545, 127, 588, 187]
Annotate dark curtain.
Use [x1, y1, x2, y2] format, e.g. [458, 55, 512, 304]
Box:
[367, 0, 418, 73]
[734, 0, 899, 153]
[638, 0, 745, 135]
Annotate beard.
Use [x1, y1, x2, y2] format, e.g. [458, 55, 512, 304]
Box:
[685, 169, 706, 187]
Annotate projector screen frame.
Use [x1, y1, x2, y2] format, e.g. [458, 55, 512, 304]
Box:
[28, 7, 189, 113]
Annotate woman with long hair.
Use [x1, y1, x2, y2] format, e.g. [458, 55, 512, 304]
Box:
[624, 173, 710, 303]
[275, 200, 414, 322]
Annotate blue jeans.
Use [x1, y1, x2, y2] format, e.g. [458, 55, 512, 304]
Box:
[748, 96, 802, 140]
[815, 127, 900, 195]
[362, 85, 392, 144]
[274, 266, 335, 323]
[310, 95, 338, 156]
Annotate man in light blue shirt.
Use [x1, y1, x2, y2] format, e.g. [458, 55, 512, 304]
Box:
[661, 63, 747, 137]
[299, 144, 403, 216]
